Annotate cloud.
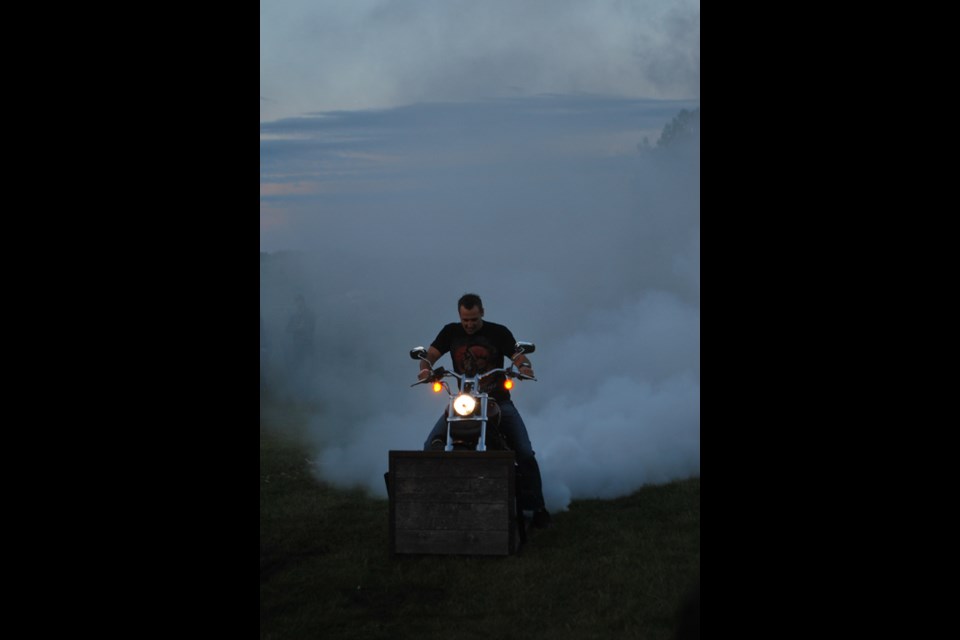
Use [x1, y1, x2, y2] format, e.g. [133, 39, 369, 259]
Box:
[259, 95, 699, 251]
[260, 0, 700, 120]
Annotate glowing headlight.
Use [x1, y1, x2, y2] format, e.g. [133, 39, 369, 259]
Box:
[453, 394, 477, 416]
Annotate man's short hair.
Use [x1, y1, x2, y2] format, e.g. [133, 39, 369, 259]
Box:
[458, 293, 483, 311]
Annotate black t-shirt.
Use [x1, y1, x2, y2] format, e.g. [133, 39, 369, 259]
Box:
[431, 321, 517, 401]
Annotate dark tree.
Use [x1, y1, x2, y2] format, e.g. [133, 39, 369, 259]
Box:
[658, 108, 701, 149]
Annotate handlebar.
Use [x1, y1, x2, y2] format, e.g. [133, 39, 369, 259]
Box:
[411, 364, 536, 387]
[478, 365, 537, 382]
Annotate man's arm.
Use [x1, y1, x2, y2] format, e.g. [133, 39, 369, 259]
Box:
[502, 327, 535, 377]
[508, 335, 534, 376]
[417, 346, 443, 380]
[511, 352, 535, 377]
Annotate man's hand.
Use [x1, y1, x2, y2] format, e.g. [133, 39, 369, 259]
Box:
[517, 362, 535, 377]
[417, 346, 442, 381]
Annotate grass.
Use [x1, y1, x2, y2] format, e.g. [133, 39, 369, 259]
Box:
[261, 422, 699, 640]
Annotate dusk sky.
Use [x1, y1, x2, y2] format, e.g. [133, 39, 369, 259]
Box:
[261, 0, 699, 120]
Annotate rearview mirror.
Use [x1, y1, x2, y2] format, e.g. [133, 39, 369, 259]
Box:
[410, 347, 428, 360]
[513, 341, 535, 354]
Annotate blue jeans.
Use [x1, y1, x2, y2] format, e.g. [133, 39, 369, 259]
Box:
[423, 399, 545, 510]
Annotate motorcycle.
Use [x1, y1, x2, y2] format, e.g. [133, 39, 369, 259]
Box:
[409, 341, 536, 452]
[385, 341, 539, 554]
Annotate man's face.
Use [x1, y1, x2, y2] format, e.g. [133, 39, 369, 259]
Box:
[459, 306, 484, 335]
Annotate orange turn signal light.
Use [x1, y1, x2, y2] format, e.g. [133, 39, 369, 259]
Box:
[503, 379, 514, 390]
[432, 381, 443, 393]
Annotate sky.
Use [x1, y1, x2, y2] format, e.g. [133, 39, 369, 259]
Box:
[260, 0, 700, 510]
[260, 0, 699, 120]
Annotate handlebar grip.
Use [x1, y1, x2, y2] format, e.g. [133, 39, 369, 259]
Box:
[411, 367, 453, 386]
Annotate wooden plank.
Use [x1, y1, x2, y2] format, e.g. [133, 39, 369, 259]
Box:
[395, 501, 509, 531]
[391, 451, 515, 476]
[393, 457, 512, 479]
[390, 451, 516, 460]
[393, 476, 509, 502]
[394, 529, 510, 555]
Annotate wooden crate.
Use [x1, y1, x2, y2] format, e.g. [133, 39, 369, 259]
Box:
[388, 450, 518, 555]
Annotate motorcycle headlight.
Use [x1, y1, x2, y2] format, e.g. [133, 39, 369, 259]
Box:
[453, 394, 477, 416]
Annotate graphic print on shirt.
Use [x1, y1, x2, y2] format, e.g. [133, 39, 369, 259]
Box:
[450, 336, 503, 393]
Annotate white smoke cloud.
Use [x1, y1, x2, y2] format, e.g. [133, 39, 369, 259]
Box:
[260, 96, 699, 511]
[527, 292, 700, 506]
[260, 0, 700, 120]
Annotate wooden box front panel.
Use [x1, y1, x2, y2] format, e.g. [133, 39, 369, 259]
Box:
[389, 451, 516, 555]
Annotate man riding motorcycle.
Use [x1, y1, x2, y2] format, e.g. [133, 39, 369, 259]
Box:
[417, 293, 551, 528]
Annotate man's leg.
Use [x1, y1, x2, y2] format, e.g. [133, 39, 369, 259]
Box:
[422, 413, 448, 451]
[497, 401, 548, 523]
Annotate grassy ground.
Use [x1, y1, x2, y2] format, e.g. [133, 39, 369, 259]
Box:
[261, 423, 700, 640]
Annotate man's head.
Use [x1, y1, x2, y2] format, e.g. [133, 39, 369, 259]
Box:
[457, 293, 484, 335]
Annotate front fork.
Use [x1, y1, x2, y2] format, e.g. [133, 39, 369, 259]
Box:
[445, 394, 489, 452]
